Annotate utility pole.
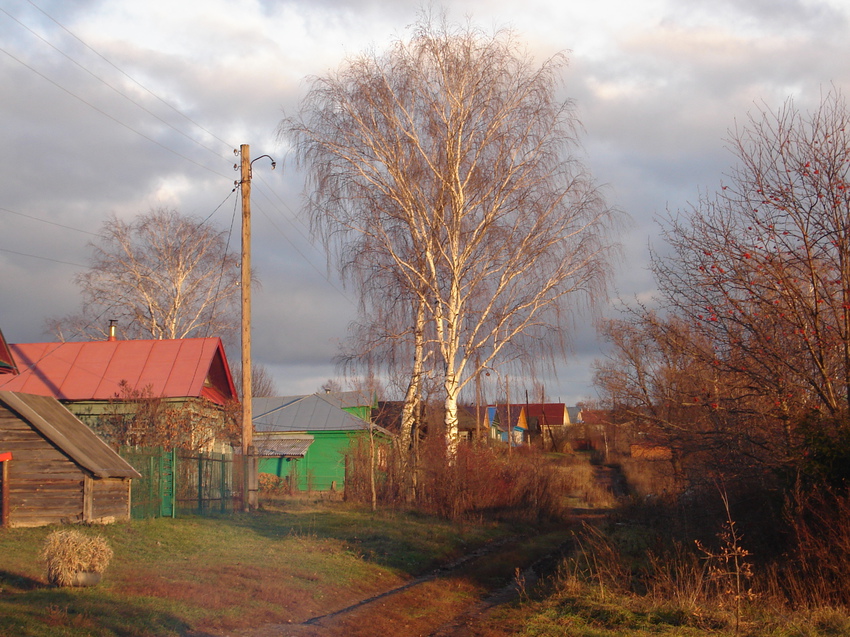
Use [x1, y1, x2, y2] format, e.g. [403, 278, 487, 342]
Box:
[240, 144, 256, 511]
[238, 144, 275, 511]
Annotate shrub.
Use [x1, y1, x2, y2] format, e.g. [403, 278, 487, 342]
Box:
[346, 434, 574, 522]
[41, 529, 113, 587]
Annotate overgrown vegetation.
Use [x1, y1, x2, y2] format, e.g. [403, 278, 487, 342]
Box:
[559, 89, 850, 636]
[486, 453, 850, 637]
[344, 435, 596, 523]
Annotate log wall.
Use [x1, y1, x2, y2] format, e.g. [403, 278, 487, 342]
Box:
[0, 407, 130, 527]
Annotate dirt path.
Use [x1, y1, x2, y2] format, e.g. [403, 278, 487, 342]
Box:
[230, 464, 625, 637]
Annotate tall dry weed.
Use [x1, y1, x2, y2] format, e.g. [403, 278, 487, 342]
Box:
[345, 437, 573, 522]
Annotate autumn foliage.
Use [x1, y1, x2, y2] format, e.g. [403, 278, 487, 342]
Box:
[597, 91, 850, 492]
[95, 381, 240, 452]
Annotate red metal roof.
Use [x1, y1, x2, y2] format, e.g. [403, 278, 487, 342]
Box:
[523, 403, 568, 425]
[0, 338, 237, 405]
[580, 409, 613, 425]
[0, 328, 17, 375]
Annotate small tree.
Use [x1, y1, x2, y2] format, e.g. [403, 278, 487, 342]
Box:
[48, 207, 241, 343]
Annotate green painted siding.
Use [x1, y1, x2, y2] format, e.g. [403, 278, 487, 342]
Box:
[259, 431, 361, 491]
[341, 405, 372, 422]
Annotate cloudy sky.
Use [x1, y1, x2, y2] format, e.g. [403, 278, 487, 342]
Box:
[2, 0, 849, 404]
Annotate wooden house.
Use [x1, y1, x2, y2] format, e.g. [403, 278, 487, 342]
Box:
[253, 393, 391, 491]
[522, 403, 573, 450]
[0, 391, 141, 527]
[486, 404, 528, 446]
[0, 337, 238, 451]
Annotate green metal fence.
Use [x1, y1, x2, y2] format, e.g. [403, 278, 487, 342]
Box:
[120, 446, 244, 519]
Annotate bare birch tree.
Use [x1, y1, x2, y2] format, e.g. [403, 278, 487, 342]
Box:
[284, 15, 616, 450]
[48, 207, 241, 343]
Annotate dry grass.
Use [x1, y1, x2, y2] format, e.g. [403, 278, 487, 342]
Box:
[41, 529, 113, 587]
[346, 440, 622, 522]
[616, 453, 679, 498]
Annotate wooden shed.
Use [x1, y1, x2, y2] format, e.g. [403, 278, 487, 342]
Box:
[0, 391, 141, 528]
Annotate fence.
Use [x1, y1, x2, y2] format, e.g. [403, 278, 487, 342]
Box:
[120, 446, 245, 519]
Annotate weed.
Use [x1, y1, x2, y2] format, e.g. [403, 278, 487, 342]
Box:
[695, 490, 755, 635]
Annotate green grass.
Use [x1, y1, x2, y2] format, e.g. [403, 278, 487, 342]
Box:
[484, 583, 850, 637]
[0, 498, 511, 636]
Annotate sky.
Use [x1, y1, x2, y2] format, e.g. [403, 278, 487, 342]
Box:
[1, 0, 849, 405]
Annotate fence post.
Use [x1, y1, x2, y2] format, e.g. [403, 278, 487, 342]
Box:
[172, 447, 178, 519]
[198, 451, 204, 515]
[220, 453, 227, 514]
[148, 454, 155, 519]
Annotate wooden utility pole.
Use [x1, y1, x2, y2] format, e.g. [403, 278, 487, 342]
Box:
[240, 144, 257, 511]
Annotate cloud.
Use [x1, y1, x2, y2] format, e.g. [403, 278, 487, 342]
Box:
[2, 0, 849, 401]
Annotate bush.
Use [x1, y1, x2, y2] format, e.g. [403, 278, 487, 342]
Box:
[346, 434, 574, 522]
[41, 529, 113, 587]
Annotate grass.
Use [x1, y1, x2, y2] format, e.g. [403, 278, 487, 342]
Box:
[0, 497, 512, 636]
[482, 581, 850, 637]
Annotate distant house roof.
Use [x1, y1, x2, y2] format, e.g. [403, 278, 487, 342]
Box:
[488, 404, 525, 432]
[1, 338, 237, 406]
[320, 390, 376, 410]
[372, 400, 404, 434]
[580, 409, 613, 425]
[253, 393, 390, 435]
[255, 434, 314, 457]
[0, 328, 17, 375]
[524, 403, 569, 426]
[0, 391, 141, 479]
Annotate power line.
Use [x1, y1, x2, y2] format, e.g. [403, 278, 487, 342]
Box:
[2, 4, 355, 317]
[0, 206, 99, 236]
[251, 182, 356, 307]
[0, 46, 232, 180]
[0, 246, 87, 268]
[25, 0, 236, 153]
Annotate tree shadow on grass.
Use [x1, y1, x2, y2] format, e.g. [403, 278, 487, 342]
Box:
[0, 570, 44, 591]
[0, 584, 193, 636]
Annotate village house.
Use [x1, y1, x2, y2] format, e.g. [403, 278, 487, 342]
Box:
[0, 335, 239, 452]
[253, 392, 390, 492]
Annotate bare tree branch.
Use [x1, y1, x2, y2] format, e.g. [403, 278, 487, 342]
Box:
[47, 207, 242, 345]
[283, 13, 618, 450]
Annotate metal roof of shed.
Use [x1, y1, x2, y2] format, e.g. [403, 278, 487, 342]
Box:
[253, 393, 390, 435]
[253, 394, 369, 432]
[0, 391, 141, 479]
[0, 338, 237, 405]
[255, 435, 313, 457]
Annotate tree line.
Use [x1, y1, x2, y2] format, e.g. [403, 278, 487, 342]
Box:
[596, 90, 850, 493]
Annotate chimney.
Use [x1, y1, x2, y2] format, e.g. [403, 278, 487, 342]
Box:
[107, 320, 117, 342]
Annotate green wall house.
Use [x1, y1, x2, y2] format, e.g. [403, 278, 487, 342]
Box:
[253, 393, 389, 492]
[327, 389, 377, 423]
